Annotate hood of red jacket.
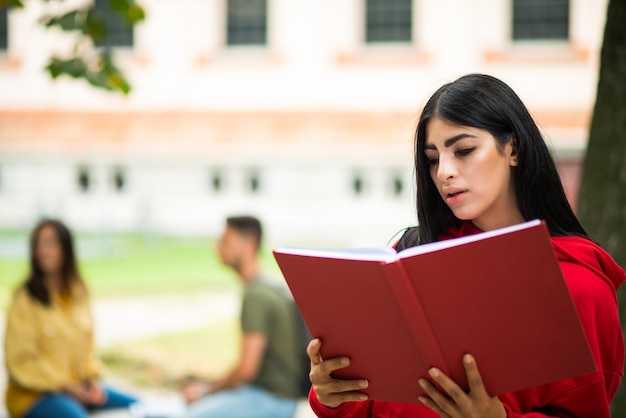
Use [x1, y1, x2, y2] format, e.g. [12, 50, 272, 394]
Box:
[442, 221, 625, 297]
[551, 236, 625, 297]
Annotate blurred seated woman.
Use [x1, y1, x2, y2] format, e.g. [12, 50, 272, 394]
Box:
[3, 219, 138, 418]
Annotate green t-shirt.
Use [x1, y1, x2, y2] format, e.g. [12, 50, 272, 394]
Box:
[241, 276, 303, 399]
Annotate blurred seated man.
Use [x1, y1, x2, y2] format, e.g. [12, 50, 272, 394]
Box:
[177, 216, 304, 418]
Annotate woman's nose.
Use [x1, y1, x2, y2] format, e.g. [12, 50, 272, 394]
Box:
[436, 155, 457, 181]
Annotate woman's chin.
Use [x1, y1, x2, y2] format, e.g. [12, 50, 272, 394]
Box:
[450, 210, 476, 222]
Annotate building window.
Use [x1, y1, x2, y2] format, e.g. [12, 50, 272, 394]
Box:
[390, 174, 404, 197]
[111, 167, 125, 192]
[210, 169, 224, 193]
[77, 166, 92, 193]
[365, 0, 412, 43]
[93, 0, 134, 47]
[226, 0, 267, 46]
[0, 7, 8, 50]
[353, 176, 364, 195]
[512, 0, 569, 41]
[352, 173, 369, 196]
[247, 170, 261, 193]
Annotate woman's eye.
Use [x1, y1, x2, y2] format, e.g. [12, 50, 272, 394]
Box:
[456, 148, 475, 157]
[427, 156, 439, 166]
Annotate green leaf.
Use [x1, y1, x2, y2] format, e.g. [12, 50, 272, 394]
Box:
[85, 8, 107, 40]
[124, 4, 146, 23]
[84, 69, 114, 92]
[109, 0, 133, 13]
[40, 1, 145, 95]
[46, 53, 132, 95]
[0, 0, 24, 9]
[41, 10, 86, 32]
[45, 57, 65, 79]
[98, 52, 132, 94]
[45, 56, 88, 80]
[108, 0, 146, 24]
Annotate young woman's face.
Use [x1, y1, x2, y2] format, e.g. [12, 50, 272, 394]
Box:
[424, 117, 524, 231]
[35, 225, 64, 276]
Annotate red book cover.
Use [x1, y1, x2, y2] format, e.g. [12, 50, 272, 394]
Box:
[273, 220, 597, 404]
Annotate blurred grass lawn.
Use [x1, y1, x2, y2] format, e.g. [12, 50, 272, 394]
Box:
[101, 317, 241, 389]
[0, 230, 281, 306]
[0, 230, 281, 389]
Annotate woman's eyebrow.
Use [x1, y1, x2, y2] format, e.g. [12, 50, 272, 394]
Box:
[425, 133, 476, 151]
[444, 133, 476, 147]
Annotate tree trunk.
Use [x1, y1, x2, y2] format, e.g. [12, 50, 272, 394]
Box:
[577, 0, 626, 415]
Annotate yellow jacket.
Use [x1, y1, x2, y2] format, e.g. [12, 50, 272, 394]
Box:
[3, 282, 101, 417]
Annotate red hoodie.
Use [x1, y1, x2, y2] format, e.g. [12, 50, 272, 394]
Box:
[309, 222, 625, 417]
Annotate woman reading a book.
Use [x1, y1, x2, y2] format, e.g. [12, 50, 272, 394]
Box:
[306, 74, 624, 417]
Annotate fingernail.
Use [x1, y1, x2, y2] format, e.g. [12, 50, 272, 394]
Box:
[464, 354, 473, 364]
[358, 394, 368, 401]
[418, 396, 427, 404]
[418, 379, 427, 389]
[428, 368, 439, 378]
[359, 380, 368, 388]
[341, 357, 350, 365]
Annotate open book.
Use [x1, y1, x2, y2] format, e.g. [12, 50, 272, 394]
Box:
[273, 220, 596, 404]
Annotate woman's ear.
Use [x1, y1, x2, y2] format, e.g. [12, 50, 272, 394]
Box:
[509, 134, 519, 166]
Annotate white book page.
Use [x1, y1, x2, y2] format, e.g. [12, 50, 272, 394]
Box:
[274, 246, 398, 262]
[275, 220, 541, 263]
[397, 219, 541, 259]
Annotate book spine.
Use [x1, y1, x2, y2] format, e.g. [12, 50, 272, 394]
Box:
[381, 262, 451, 377]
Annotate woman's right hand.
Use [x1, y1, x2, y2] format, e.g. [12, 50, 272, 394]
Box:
[179, 379, 211, 404]
[307, 338, 369, 408]
[63, 382, 92, 405]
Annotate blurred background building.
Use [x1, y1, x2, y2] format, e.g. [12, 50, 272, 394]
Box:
[0, 0, 609, 246]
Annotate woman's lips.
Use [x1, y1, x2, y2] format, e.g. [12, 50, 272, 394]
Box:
[443, 188, 467, 205]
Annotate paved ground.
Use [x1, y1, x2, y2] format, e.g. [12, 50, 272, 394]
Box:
[0, 293, 317, 417]
[92, 292, 239, 346]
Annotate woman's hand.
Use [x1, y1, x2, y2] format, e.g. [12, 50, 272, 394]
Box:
[64, 380, 107, 406]
[418, 354, 506, 418]
[307, 339, 369, 408]
[83, 379, 107, 406]
[180, 379, 212, 404]
[64, 382, 90, 404]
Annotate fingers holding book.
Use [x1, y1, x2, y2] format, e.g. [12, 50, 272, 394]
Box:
[417, 354, 506, 418]
[307, 338, 369, 408]
[306, 338, 324, 366]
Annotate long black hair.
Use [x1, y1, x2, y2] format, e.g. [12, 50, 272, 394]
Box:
[413, 74, 588, 244]
[24, 219, 83, 306]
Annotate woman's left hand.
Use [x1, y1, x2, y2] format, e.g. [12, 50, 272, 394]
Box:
[418, 354, 506, 418]
[180, 379, 212, 404]
[84, 379, 108, 406]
